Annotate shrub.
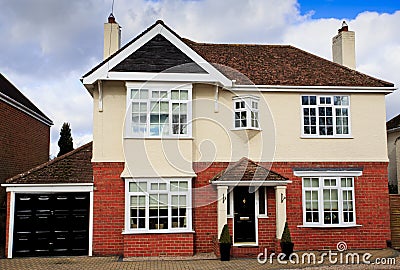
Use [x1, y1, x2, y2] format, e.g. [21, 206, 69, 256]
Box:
[219, 224, 232, 244]
[281, 222, 292, 243]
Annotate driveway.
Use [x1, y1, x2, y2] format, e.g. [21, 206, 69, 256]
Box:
[1, 249, 399, 270]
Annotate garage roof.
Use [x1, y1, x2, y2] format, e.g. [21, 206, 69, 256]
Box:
[6, 142, 92, 184]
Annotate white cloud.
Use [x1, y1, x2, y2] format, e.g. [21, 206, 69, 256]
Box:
[0, 0, 399, 157]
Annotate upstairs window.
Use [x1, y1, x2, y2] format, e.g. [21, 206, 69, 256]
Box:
[301, 95, 350, 137]
[233, 96, 260, 130]
[128, 83, 192, 138]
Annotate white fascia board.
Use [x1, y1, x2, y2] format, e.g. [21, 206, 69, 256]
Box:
[101, 72, 225, 84]
[211, 180, 292, 186]
[0, 93, 53, 126]
[228, 85, 397, 94]
[82, 24, 232, 87]
[293, 171, 363, 177]
[2, 183, 93, 192]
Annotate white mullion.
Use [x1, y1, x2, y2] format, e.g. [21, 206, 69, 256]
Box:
[168, 181, 172, 230]
[318, 177, 324, 225]
[336, 177, 343, 225]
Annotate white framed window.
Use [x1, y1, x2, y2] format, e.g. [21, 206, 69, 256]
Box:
[127, 83, 192, 138]
[233, 96, 260, 130]
[125, 178, 192, 233]
[302, 176, 356, 227]
[301, 95, 351, 137]
[257, 187, 267, 217]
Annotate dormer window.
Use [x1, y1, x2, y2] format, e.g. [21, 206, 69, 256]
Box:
[233, 96, 260, 130]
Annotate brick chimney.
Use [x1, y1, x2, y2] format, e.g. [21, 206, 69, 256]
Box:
[332, 21, 356, 69]
[103, 13, 121, 59]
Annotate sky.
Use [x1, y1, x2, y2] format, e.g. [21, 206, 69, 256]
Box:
[0, 0, 399, 157]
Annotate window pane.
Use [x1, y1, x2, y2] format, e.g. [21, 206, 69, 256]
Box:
[171, 90, 179, 100]
[259, 187, 266, 215]
[302, 96, 309, 105]
[131, 89, 139, 99]
[180, 90, 188, 100]
[227, 192, 231, 215]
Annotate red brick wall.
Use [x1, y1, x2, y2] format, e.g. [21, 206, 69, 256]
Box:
[123, 233, 194, 257]
[271, 161, 391, 251]
[93, 162, 195, 257]
[92, 162, 125, 255]
[193, 161, 391, 254]
[0, 101, 50, 184]
[192, 162, 226, 253]
[92, 160, 390, 257]
[0, 101, 50, 256]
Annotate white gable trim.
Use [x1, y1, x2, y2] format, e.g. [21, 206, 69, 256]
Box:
[82, 23, 232, 86]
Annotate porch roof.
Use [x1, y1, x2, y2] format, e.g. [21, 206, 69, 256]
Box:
[211, 157, 289, 186]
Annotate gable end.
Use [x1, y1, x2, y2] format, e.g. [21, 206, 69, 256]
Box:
[111, 34, 207, 74]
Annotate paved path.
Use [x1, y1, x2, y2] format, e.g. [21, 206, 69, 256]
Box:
[1, 250, 400, 270]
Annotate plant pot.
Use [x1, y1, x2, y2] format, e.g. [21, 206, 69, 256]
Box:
[219, 243, 231, 261]
[280, 242, 294, 260]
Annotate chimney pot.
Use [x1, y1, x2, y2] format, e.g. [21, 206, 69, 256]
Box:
[338, 21, 349, 33]
[108, 13, 116, 24]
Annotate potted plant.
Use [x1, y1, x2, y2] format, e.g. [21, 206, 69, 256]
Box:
[280, 222, 294, 260]
[219, 224, 232, 261]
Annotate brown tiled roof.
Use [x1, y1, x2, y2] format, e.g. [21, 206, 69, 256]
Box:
[83, 20, 394, 88]
[183, 39, 394, 87]
[212, 157, 288, 182]
[387, 114, 400, 130]
[6, 142, 92, 184]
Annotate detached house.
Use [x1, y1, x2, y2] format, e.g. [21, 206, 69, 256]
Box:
[3, 17, 395, 258]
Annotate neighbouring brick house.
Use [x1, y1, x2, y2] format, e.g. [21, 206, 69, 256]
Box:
[387, 114, 400, 191]
[2, 17, 396, 258]
[0, 73, 52, 253]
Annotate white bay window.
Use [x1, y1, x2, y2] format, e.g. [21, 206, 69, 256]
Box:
[233, 95, 260, 130]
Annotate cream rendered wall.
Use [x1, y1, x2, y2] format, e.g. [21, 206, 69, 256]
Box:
[193, 84, 388, 162]
[388, 130, 400, 185]
[93, 82, 389, 166]
[93, 81, 195, 177]
[270, 93, 388, 162]
[92, 81, 126, 162]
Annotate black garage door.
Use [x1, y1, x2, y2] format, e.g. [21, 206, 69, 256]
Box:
[13, 192, 90, 257]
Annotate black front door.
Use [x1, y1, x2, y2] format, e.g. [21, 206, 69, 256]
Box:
[13, 193, 90, 257]
[233, 187, 256, 243]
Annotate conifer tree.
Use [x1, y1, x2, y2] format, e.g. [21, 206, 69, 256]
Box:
[57, 122, 74, 157]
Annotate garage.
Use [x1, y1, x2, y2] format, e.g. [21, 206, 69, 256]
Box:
[13, 192, 89, 257]
[2, 142, 93, 258]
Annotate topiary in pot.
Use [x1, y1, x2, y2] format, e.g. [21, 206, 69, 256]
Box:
[219, 224, 232, 261]
[280, 222, 294, 260]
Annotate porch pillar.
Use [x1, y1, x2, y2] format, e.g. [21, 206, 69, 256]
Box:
[217, 185, 228, 238]
[275, 186, 287, 239]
